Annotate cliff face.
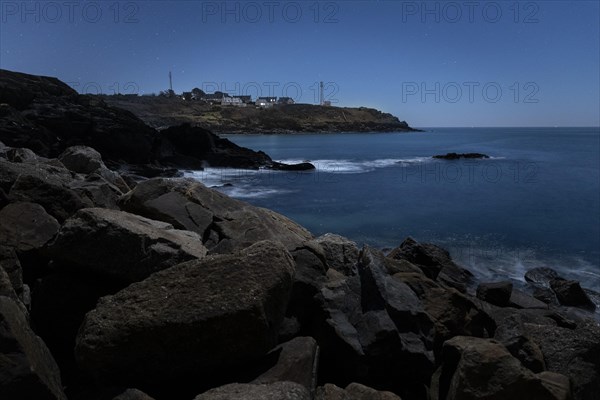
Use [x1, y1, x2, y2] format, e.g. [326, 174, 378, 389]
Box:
[103, 95, 418, 133]
[0, 69, 307, 171]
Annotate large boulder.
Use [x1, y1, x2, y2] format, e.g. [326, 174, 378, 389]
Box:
[431, 336, 571, 400]
[314, 233, 360, 276]
[59, 145, 129, 193]
[550, 279, 596, 310]
[194, 382, 310, 400]
[524, 320, 600, 400]
[119, 178, 313, 252]
[0, 245, 22, 295]
[58, 145, 107, 174]
[0, 202, 60, 252]
[387, 237, 474, 292]
[113, 389, 156, 400]
[8, 169, 93, 222]
[398, 273, 495, 356]
[0, 296, 67, 400]
[476, 281, 513, 307]
[312, 246, 435, 398]
[316, 383, 402, 400]
[252, 337, 320, 395]
[75, 241, 295, 392]
[46, 208, 207, 283]
[525, 267, 563, 286]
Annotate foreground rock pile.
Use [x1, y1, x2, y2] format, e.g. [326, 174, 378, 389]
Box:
[1, 140, 599, 400]
[1, 69, 599, 400]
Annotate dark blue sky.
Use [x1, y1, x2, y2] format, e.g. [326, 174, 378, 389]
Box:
[1, 0, 599, 127]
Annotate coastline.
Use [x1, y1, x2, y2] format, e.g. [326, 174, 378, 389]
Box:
[1, 69, 599, 400]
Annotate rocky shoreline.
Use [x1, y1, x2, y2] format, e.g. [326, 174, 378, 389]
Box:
[1, 69, 600, 400]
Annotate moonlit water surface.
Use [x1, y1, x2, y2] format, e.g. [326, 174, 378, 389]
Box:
[184, 128, 600, 292]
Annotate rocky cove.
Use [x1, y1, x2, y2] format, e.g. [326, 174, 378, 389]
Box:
[1, 69, 600, 400]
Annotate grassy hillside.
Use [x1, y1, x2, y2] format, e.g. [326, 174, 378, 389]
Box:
[102, 95, 418, 133]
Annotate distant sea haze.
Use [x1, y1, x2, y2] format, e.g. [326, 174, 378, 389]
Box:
[185, 127, 600, 291]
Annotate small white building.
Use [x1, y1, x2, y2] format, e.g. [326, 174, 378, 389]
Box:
[221, 96, 245, 106]
[256, 97, 277, 108]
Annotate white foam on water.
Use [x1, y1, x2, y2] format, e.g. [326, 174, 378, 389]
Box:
[277, 157, 433, 174]
[183, 168, 294, 199]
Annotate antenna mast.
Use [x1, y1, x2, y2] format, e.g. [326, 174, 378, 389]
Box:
[169, 71, 173, 92]
[319, 81, 324, 106]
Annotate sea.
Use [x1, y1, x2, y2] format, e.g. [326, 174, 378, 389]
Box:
[184, 127, 600, 292]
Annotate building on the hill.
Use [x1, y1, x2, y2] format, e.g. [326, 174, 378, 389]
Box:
[256, 97, 277, 108]
[277, 97, 295, 105]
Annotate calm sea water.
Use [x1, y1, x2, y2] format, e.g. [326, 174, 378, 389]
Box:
[185, 128, 600, 291]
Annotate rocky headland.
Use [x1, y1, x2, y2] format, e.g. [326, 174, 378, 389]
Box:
[102, 94, 419, 134]
[1, 69, 599, 400]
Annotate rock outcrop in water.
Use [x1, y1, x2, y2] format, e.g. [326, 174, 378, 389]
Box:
[1, 70, 599, 400]
[433, 152, 490, 160]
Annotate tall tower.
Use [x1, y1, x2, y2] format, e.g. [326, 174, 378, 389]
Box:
[169, 71, 173, 92]
[319, 81, 324, 106]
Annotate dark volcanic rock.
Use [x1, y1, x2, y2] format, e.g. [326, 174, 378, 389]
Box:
[387, 237, 474, 291]
[0, 296, 67, 400]
[75, 241, 295, 391]
[113, 389, 156, 400]
[270, 161, 316, 171]
[119, 178, 313, 253]
[491, 312, 547, 373]
[431, 336, 571, 400]
[316, 383, 402, 399]
[194, 382, 310, 400]
[0, 266, 25, 312]
[0, 70, 282, 170]
[0, 202, 60, 252]
[252, 337, 319, 395]
[46, 208, 207, 283]
[313, 246, 435, 397]
[0, 68, 76, 110]
[433, 152, 490, 160]
[524, 320, 600, 400]
[550, 279, 596, 310]
[476, 281, 513, 307]
[31, 271, 123, 377]
[509, 288, 549, 310]
[159, 123, 273, 169]
[525, 267, 563, 286]
[58, 145, 107, 174]
[0, 245, 22, 295]
[9, 172, 93, 223]
[315, 233, 360, 276]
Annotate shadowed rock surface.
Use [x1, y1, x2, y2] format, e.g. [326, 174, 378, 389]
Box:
[46, 208, 207, 283]
[0, 296, 67, 400]
[75, 241, 295, 393]
[119, 177, 313, 253]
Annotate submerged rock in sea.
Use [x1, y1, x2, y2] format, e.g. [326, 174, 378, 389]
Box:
[270, 161, 316, 171]
[433, 152, 490, 160]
